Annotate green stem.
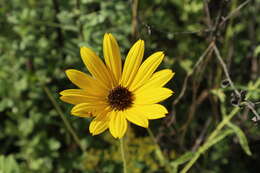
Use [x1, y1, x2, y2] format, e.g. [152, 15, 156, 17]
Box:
[180, 107, 239, 173]
[180, 79, 260, 173]
[42, 85, 85, 152]
[120, 138, 127, 173]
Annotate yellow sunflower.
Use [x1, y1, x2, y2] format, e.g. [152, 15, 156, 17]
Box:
[60, 33, 174, 138]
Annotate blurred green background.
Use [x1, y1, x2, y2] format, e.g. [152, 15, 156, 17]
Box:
[0, 0, 260, 172]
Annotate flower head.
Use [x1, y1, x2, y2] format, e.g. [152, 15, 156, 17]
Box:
[60, 33, 174, 138]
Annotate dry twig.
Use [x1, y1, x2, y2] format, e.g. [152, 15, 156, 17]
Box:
[173, 42, 214, 105]
[219, 0, 251, 27]
[213, 44, 260, 122]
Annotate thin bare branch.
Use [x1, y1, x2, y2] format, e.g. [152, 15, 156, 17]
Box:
[213, 45, 240, 97]
[131, 0, 139, 39]
[203, 0, 212, 28]
[213, 44, 260, 122]
[192, 117, 212, 151]
[173, 42, 214, 105]
[219, 0, 251, 27]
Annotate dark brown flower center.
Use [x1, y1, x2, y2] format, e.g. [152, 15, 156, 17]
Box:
[107, 86, 133, 111]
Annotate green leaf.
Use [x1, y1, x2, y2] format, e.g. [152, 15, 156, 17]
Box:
[0, 155, 20, 173]
[179, 59, 193, 74]
[253, 45, 260, 57]
[228, 123, 252, 156]
[48, 138, 61, 151]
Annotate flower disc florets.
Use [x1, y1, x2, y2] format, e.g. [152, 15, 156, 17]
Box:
[107, 86, 133, 111]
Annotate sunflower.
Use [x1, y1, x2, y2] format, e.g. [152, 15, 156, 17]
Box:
[60, 33, 174, 138]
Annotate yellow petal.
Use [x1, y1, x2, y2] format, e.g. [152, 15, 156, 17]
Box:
[60, 94, 97, 105]
[129, 51, 164, 91]
[120, 40, 144, 87]
[65, 69, 108, 96]
[71, 111, 92, 118]
[134, 104, 168, 119]
[71, 102, 107, 115]
[89, 111, 109, 135]
[65, 69, 94, 89]
[124, 107, 149, 128]
[80, 47, 115, 88]
[60, 94, 102, 105]
[137, 69, 174, 93]
[103, 33, 122, 82]
[109, 111, 127, 138]
[134, 88, 173, 104]
[60, 89, 87, 96]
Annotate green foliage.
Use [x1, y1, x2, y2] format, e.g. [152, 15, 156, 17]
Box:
[1, 0, 260, 173]
[228, 123, 252, 156]
[0, 155, 20, 173]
